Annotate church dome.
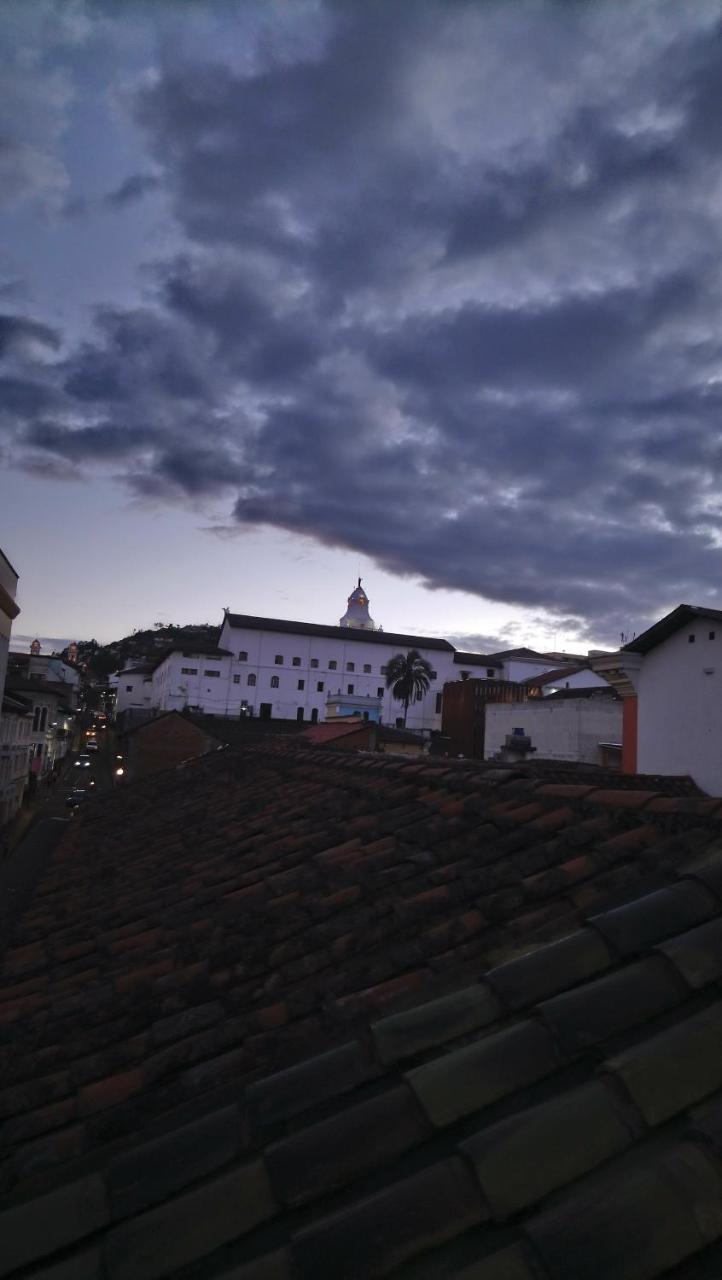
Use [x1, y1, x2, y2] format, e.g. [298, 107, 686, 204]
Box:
[339, 579, 377, 631]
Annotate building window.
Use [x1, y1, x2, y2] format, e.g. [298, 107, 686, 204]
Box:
[380, 665, 387, 675]
[311, 708, 318, 724]
[436, 692, 442, 713]
[329, 660, 337, 670]
[180, 667, 198, 675]
[347, 662, 355, 672]
[271, 675, 280, 688]
[204, 669, 221, 677]
[486, 668, 495, 677]
[297, 679, 305, 690]
[363, 663, 371, 673]
[310, 658, 319, 668]
[247, 674, 257, 686]
[316, 681, 324, 692]
[689, 635, 696, 643]
[292, 657, 301, 667]
[296, 708, 304, 722]
[710, 632, 716, 640]
[125, 685, 133, 693]
[377, 686, 384, 697]
[233, 674, 241, 684]
[347, 684, 354, 694]
[275, 655, 283, 664]
[238, 650, 248, 661]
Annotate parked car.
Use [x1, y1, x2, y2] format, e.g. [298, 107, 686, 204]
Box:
[65, 789, 87, 809]
[74, 753, 91, 768]
[85, 740, 99, 752]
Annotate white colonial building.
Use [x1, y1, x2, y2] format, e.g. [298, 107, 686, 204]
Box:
[144, 583, 455, 731]
[113, 581, 611, 735]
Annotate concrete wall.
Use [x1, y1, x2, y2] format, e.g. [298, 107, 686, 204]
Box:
[637, 620, 722, 794]
[485, 697, 622, 765]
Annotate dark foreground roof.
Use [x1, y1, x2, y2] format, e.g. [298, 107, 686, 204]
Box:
[225, 612, 455, 652]
[5, 747, 722, 1277]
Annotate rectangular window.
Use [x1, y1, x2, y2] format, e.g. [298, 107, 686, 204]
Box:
[297, 679, 305, 690]
[247, 674, 256, 686]
[292, 657, 301, 667]
[317, 681, 324, 692]
[204, 670, 221, 677]
[271, 675, 280, 688]
[347, 684, 354, 694]
[377, 687, 384, 697]
[346, 662, 355, 672]
[363, 663, 372, 673]
[329, 660, 337, 670]
[689, 635, 696, 643]
[380, 665, 387, 675]
[125, 685, 133, 693]
[310, 658, 319, 668]
[435, 692, 442, 713]
[275, 655, 284, 664]
[710, 632, 716, 640]
[180, 667, 198, 675]
[238, 650, 248, 661]
[486, 668, 496, 677]
[233, 674, 241, 684]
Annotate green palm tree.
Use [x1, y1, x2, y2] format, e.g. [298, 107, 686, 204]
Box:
[385, 649, 434, 726]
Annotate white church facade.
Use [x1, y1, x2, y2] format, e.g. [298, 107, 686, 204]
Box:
[114, 580, 606, 732]
[145, 582, 456, 731]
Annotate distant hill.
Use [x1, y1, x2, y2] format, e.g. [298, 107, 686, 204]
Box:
[62, 623, 220, 679]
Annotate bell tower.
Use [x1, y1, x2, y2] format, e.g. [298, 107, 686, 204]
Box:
[339, 578, 377, 631]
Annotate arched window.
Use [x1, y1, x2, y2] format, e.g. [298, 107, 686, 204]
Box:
[271, 675, 280, 689]
[247, 673, 257, 686]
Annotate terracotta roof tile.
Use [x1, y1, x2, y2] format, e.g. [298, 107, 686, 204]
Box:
[8, 744, 722, 1275]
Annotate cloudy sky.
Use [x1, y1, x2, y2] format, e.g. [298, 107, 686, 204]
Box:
[3, 0, 722, 653]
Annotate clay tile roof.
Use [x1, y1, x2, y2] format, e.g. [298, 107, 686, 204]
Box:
[5, 744, 722, 1276]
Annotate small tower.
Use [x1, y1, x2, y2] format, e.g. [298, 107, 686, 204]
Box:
[339, 578, 377, 631]
[30, 638, 41, 655]
[67, 641, 78, 664]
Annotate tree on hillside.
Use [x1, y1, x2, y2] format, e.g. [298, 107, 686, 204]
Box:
[385, 649, 434, 726]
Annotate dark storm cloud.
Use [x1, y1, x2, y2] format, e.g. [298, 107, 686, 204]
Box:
[9, 0, 722, 643]
[0, 314, 60, 358]
[104, 173, 160, 209]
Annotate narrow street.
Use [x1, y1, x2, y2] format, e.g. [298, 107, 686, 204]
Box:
[0, 718, 117, 954]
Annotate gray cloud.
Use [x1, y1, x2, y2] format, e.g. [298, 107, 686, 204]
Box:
[8, 0, 722, 644]
[104, 172, 160, 209]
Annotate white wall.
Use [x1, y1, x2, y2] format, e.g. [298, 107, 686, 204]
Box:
[501, 657, 566, 682]
[485, 697, 622, 764]
[637, 620, 722, 795]
[182, 622, 457, 728]
[116, 671, 154, 715]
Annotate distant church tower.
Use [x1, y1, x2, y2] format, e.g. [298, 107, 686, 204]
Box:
[339, 579, 377, 631]
[30, 639, 41, 655]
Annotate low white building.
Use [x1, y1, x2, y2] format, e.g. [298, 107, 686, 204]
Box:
[597, 604, 722, 795]
[484, 690, 622, 766]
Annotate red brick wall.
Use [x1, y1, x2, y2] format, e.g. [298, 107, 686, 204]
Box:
[126, 717, 218, 780]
